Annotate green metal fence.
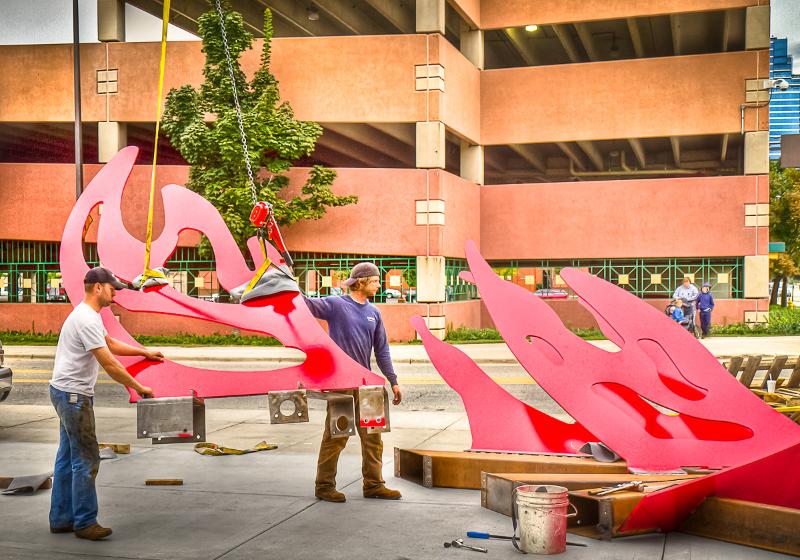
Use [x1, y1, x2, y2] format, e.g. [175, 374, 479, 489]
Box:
[489, 257, 744, 299]
[0, 240, 745, 304]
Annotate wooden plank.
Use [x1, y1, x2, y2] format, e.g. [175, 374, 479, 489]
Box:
[681, 497, 800, 556]
[482, 472, 701, 517]
[394, 448, 628, 490]
[760, 355, 788, 388]
[145, 479, 183, 486]
[786, 359, 800, 388]
[567, 489, 647, 539]
[738, 355, 762, 387]
[726, 355, 744, 376]
[99, 443, 131, 454]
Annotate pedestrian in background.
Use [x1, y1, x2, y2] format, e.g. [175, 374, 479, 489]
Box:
[697, 282, 715, 338]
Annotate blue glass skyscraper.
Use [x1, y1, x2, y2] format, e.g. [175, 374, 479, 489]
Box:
[770, 37, 800, 160]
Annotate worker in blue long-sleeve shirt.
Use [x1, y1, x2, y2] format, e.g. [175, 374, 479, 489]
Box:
[303, 262, 402, 503]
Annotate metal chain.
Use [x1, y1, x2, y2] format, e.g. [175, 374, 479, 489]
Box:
[214, 0, 258, 206]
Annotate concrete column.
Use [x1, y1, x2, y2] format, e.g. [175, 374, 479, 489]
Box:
[416, 256, 446, 302]
[745, 5, 770, 50]
[460, 141, 484, 184]
[416, 121, 446, 168]
[98, 0, 125, 42]
[459, 21, 484, 69]
[744, 131, 769, 175]
[744, 255, 769, 298]
[416, 0, 445, 34]
[98, 121, 127, 163]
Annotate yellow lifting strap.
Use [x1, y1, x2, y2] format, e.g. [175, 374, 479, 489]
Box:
[140, 0, 171, 287]
[193, 441, 278, 457]
[243, 236, 273, 296]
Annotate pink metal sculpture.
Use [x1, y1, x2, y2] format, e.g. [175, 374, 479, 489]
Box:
[412, 316, 596, 454]
[60, 147, 384, 401]
[621, 440, 800, 533]
[415, 241, 800, 471]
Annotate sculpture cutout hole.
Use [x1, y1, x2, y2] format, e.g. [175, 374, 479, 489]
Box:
[336, 415, 350, 432]
[525, 335, 564, 365]
[279, 399, 297, 417]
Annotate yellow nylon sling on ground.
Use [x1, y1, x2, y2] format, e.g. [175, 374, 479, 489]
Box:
[139, 0, 171, 286]
[194, 441, 278, 456]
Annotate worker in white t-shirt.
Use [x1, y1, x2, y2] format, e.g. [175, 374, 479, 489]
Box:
[49, 267, 163, 541]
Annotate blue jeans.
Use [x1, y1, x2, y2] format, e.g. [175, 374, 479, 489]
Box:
[700, 311, 712, 336]
[49, 385, 101, 530]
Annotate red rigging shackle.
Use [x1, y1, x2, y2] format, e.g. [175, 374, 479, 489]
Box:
[249, 201, 272, 228]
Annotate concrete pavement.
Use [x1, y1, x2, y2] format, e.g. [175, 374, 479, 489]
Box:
[4, 335, 800, 364]
[0, 405, 792, 560]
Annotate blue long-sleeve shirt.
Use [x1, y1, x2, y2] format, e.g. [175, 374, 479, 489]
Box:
[671, 306, 685, 322]
[697, 292, 715, 312]
[303, 295, 398, 386]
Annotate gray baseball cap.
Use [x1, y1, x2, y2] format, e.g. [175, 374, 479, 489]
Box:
[342, 262, 380, 287]
[84, 267, 128, 289]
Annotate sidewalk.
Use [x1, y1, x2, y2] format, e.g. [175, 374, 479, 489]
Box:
[0, 406, 787, 560]
[4, 335, 799, 364]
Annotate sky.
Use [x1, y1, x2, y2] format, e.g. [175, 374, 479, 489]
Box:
[0, 0, 198, 44]
[772, 0, 800, 72]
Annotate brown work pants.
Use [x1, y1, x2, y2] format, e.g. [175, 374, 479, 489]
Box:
[315, 390, 385, 493]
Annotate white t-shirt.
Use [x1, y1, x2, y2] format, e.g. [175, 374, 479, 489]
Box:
[50, 302, 108, 397]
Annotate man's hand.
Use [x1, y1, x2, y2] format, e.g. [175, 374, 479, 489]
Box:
[144, 350, 164, 362]
[137, 385, 154, 398]
[392, 385, 402, 405]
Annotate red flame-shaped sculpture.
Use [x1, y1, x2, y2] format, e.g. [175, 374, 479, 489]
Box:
[413, 240, 800, 531]
[60, 147, 384, 402]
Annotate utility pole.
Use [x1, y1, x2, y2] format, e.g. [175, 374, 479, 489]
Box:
[73, 0, 83, 198]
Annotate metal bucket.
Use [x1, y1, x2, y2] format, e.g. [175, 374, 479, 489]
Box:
[514, 485, 576, 555]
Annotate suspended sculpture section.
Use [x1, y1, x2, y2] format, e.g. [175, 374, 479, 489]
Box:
[60, 147, 384, 402]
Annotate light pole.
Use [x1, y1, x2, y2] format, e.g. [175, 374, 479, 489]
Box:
[72, 0, 83, 198]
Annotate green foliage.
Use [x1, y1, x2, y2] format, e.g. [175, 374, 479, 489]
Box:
[161, 3, 356, 256]
[711, 305, 800, 336]
[768, 161, 800, 306]
[0, 331, 281, 347]
[444, 326, 606, 343]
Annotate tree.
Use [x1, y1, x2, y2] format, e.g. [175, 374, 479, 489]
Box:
[161, 3, 356, 258]
[769, 161, 800, 306]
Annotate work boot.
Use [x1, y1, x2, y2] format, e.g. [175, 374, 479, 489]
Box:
[315, 487, 346, 502]
[49, 525, 73, 534]
[363, 486, 402, 500]
[74, 523, 112, 541]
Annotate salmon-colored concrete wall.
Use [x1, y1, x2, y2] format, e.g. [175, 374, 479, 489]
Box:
[450, 0, 481, 27]
[0, 163, 481, 258]
[280, 167, 480, 258]
[480, 0, 760, 30]
[439, 35, 481, 143]
[481, 51, 769, 145]
[439, 170, 481, 257]
[0, 297, 764, 340]
[0, 36, 439, 125]
[0, 45, 76, 121]
[0, 163, 198, 246]
[481, 175, 769, 260]
[481, 298, 769, 330]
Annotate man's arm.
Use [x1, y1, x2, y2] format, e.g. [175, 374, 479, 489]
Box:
[91, 346, 153, 398]
[302, 295, 336, 321]
[106, 336, 164, 362]
[372, 315, 401, 404]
